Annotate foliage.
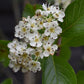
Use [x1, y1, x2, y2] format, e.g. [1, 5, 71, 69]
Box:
[61, 0, 84, 47]
[0, 40, 10, 67]
[77, 71, 84, 84]
[42, 56, 77, 84]
[1, 79, 12, 84]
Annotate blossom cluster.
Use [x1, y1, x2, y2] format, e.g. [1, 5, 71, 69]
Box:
[8, 4, 65, 73]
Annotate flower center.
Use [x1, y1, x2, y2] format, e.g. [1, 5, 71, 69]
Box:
[47, 7, 50, 11]
[32, 63, 36, 67]
[35, 37, 39, 42]
[40, 21, 43, 25]
[47, 17, 52, 22]
[22, 53, 28, 58]
[55, 13, 59, 17]
[22, 27, 27, 32]
[50, 27, 55, 33]
[31, 23, 35, 27]
[35, 51, 40, 56]
[47, 47, 51, 52]
[43, 36, 49, 41]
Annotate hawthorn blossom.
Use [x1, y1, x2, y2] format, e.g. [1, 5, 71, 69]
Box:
[43, 21, 62, 39]
[53, 9, 65, 22]
[30, 34, 42, 47]
[43, 44, 58, 57]
[15, 21, 29, 39]
[8, 3, 65, 73]
[29, 60, 41, 73]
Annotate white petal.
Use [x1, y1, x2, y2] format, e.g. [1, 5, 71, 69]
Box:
[9, 61, 14, 68]
[47, 38, 55, 44]
[26, 48, 34, 54]
[55, 27, 62, 34]
[37, 41, 42, 47]
[22, 68, 28, 73]
[58, 18, 63, 22]
[13, 66, 20, 72]
[30, 41, 36, 47]
[42, 3, 47, 10]
[51, 33, 58, 39]
[44, 29, 50, 36]
[43, 51, 50, 57]
[52, 45, 58, 51]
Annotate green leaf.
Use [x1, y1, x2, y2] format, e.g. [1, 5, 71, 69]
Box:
[77, 71, 84, 84]
[0, 40, 10, 67]
[23, 4, 42, 17]
[58, 37, 71, 61]
[1, 78, 13, 84]
[61, 0, 84, 47]
[42, 56, 77, 84]
[59, 45, 71, 61]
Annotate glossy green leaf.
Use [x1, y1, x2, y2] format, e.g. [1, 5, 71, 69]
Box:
[23, 4, 42, 17]
[0, 40, 10, 67]
[1, 78, 12, 84]
[61, 0, 84, 47]
[42, 56, 77, 84]
[77, 71, 84, 84]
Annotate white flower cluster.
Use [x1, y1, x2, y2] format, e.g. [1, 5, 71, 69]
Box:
[8, 4, 65, 73]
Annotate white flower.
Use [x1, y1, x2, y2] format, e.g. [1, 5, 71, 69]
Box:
[26, 30, 38, 42]
[43, 44, 58, 57]
[8, 39, 27, 55]
[41, 4, 51, 16]
[42, 35, 55, 45]
[29, 19, 39, 31]
[18, 53, 32, 66]
[42, 4, 52, 13]
[42, 35, 49, 44]
[36, 18, 44, 29]
[8, 39, 19, 54]
[9, 61, 20, 72]
[8, 39, 18, 48]
[22, 66, 29, 73]
[44, 21, 60, 39]
[29, 60, 41, 73]
[15, 42, 27, 55]
[8, 53, 17, 62]
[34, 48, 44, 59]
[15, 21, 30, 39]
[42, 3, 60, 15]
[53, 10, 65, 22]
[30, 34, 42, 47]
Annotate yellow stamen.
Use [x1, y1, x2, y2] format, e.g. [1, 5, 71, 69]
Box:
[50, 27, 55, 33]
[22, 28, 27, 32]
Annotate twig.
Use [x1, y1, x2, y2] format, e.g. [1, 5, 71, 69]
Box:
[56, 37, 62, 56]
